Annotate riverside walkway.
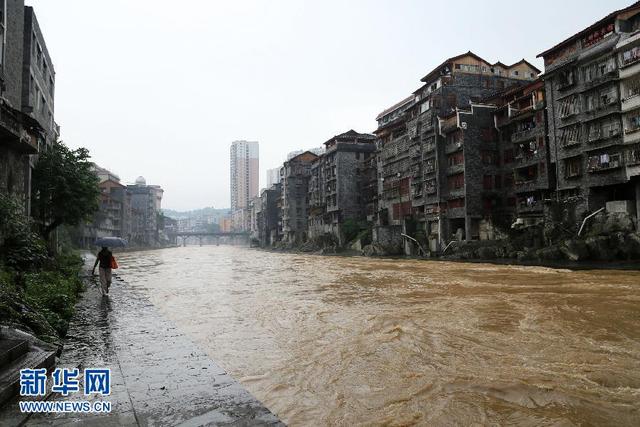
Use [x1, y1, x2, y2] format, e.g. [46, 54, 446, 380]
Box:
[2, 255, 282, 426]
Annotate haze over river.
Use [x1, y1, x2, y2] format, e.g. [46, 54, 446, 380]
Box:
[115, 246, 640, 426]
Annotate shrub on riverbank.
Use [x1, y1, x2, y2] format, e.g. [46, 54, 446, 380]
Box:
[0, 253, 85, 343]
[1, 194, 86, 343]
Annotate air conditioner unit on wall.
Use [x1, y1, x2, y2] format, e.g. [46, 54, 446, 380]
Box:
[461, 122, 467, 129]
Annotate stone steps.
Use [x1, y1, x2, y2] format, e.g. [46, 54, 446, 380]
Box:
[0, 335, 57, 408]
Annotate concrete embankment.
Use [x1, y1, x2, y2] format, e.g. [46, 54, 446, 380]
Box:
[0, 254, 283, 426]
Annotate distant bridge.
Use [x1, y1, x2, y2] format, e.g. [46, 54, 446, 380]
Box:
[168, 231, 249, 238]
[167, 231, 250, 246]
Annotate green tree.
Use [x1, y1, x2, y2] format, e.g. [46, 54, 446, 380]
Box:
[31, 141, 100, 241]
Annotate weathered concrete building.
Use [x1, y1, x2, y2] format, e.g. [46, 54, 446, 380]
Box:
[21, 6, 57, 146]
[0, 2, 52, 214]
[490, 79, 553, 224]
[376, 52, 539, 253]
[308, 130, 376, 245]
[253, 183, 281, 247]
[281, 151, 318, 243]
[75, 166, 135, 247]
[127, 176, 164, 246]
[539, 2, 640, 226]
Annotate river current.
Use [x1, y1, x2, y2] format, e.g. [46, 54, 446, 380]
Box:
[114, 246, 640, 426]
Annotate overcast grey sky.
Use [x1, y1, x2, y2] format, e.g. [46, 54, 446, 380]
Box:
[28, 0, 631, 210]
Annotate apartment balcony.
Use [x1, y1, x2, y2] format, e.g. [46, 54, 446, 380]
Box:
[514, 179, 542, 192]
[447, 206, 466, 219]
[627, 148, 640, 166]
[423, 141, 436, 152]
[623, 125, 640, 144]
[447, 188, 465, 199]
[445, 140, 463, 154]
[560, 110, 579, 120]
[588, 153, 623, 172]
[587, 128, 622, 146]
[621, 93, 640, 112]
[619, 56, 640, 79]
[511, 127, 538, 143]
[0, 102, 38, 154]
[440, 116, 458, 134]
[581, 70, 618, 91]
[514, 149, 544, 167]
[517, 201, 544, 214]
[582, 102, 620, 122]
[534, 100, 546, 111]
[447, 163, 464, 175]
[425, 185, 437, 195]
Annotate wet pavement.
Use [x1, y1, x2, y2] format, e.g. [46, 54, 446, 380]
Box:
[2, 254, 282, 426]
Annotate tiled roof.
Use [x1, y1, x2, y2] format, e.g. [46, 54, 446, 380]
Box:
[537, 1, 640, 58]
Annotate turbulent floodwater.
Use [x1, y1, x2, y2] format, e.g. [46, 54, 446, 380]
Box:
[115, 246, 640, 426]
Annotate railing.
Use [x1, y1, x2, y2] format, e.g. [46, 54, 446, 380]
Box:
[445, 141, 463, 154]
[447, 163, 464, 174]
[627, 148, 640, 165]
[511, 127, 537, 143]
[587, 154, 623, 172]
[588, 128, 621, 143]
[514, 150, 543, 165]
[514, 179, 540, 191]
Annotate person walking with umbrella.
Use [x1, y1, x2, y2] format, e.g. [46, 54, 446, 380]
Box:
[91, 237, 126, 296]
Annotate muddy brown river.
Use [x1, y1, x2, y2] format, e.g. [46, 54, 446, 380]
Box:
[115, 246, 640, 426]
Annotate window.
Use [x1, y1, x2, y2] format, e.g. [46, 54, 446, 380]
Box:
[503, 149, 514, 164]
[483, 175, 493, 190]
[559, 96, 579, 118]
[582, 57, 616, 82]
[624, 110, 640, 133]
[481, 128, 495, 142]
[565, 157, 582, 178]
[623, 76, 640, 100]
[621, 45, 640, 67]
[448, 152, 464, 166]
[481, 150, 498, 165]
[448, 198, 465, 209]
[559, 69, 575, 88]
[560, 125, 581, 147]
[587, 152, 622, 171]
[448, 173, 464, 190]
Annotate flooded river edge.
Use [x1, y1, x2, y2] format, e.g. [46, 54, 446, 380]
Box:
[113, 246, 640, 426]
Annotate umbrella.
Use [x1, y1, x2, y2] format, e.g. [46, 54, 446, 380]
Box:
[94, 237, 128, 248]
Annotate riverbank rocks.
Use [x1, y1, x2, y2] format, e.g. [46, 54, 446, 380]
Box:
[536, 245, 564, 261]
[625, 233, 640, 259]
[585, 236, 614, 261]
[560, 239, 589, 261]
[362, 243, 389, 256]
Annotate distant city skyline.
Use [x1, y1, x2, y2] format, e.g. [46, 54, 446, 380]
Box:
[28, 0, 634, 210]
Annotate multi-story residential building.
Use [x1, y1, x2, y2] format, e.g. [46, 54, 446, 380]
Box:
[308, 130, 376, 245]
[281, 151, 318, 243]
[21, 6, 57, 147]
[75, 166, 135, 247]
[266, 167, 281, 188]
[230, 140, 259, 231]
[490, 79, 553, 223]
[376, 52, 540, 252]
[0, 2, 51, 214]
[539, 2, 640, 225]
[253, 183, 282, 247]
[127, 176, 164, 246]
